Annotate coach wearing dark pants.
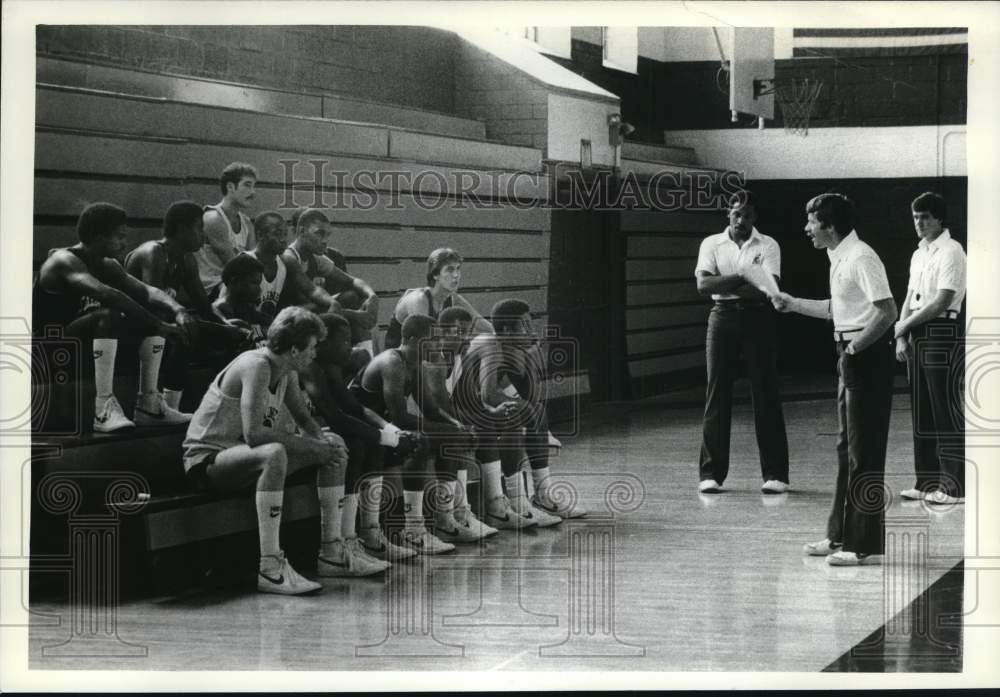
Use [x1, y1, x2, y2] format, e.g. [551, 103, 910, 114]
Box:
[828, 331, 895, 554]
[895, 192, 966, 506]
[774, 193, 897, 567]
[695, 192, 789, 494]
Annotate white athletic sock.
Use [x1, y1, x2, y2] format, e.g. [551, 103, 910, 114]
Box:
[481, 460, 503, 502]
[531, 466, 552, 501]
[360, 476, 382, 531]
[163, 388, 183, 410]
[403, 489, 424, 531]
[433, 478, 455, 523]
[342, 493, 359, 539]
[454, 469, 469, 511]
[255, 490, 284, 559]
[318, 485, 344, 553]
[138, 336, 165, 396]
[93, 338, 117, 401]
[505, 471, 530, 511]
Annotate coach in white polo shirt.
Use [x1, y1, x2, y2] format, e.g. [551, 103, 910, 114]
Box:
[895, 192, 966, 506]
[694, 191, 789, 495]
[773, 193, 897, 567]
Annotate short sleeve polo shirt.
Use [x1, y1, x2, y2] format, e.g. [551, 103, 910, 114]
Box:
[827, 231, 893, 332]
[695, 227, 781, 301]
[907, 229, 966, 315]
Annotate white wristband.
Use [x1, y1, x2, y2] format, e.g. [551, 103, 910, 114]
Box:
[379, 428, 400, 448]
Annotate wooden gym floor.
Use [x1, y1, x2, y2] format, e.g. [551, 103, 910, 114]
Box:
[28, 388, 963, 672]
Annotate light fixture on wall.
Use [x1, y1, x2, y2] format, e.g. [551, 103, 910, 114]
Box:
[607, 113, 635, 146]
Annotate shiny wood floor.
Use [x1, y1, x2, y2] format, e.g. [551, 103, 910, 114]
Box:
[29, 392, 963, 672]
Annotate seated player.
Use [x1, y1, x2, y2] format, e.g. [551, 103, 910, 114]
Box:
[299, 312, 423, 572]
[422, 307, 503, 540]
[348, 314, 472, 557]
[32, 202, 198, 432]
[448, 308, 563, 529]
[194, 162, 258, 298]
[213, 255, 273, 349]
[279, 208, 379, 336]
[125, 200, 250, 411]
[384, 247, 493, 349]
[214, 210, 290, 345]
[323, 246, 379, 357]
[182, 307, 353, 595]
[490, 299, 587, 519]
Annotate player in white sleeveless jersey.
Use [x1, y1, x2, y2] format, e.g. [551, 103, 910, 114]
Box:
[217, 211, 288, 346]
[183, 307, 355, 595]
[194, 162, 258, 297]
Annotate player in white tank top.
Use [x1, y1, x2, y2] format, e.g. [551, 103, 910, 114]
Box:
[182, 307, 383, 593]
[194, 163, 259, 294]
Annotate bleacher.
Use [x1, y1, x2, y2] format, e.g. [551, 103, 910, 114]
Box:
[31, 58, 558, 591]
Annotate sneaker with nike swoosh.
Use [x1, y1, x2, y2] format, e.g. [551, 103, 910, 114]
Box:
[257, 552, 321, 595]
[484, 496, 537, 530]
[398, 528, 455, 555]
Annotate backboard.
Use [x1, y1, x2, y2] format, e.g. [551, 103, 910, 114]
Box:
[729, 28, 775, 123]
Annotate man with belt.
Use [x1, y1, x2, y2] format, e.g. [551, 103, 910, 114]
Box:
[894, 192, 966, 506]
[694, 191, 790, 494]
[773, 193, 897, 566]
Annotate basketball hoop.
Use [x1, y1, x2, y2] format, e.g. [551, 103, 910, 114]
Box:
[774, 78, 824, 136]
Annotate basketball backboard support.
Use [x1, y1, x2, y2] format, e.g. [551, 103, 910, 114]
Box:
[729, 28, 775, 124]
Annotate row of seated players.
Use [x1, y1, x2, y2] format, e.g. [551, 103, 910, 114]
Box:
[183, 304, 584, 593]
[34, 161, 383, 433]
[32, 173, 582, 593]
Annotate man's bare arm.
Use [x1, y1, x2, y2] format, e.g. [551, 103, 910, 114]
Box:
[202, 210, 236, 265]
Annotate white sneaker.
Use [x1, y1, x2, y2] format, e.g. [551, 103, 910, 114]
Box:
[93, 395, 135, 433]
[900, 488, 924, 500]
[761, 480, 789, 494]
[257, 553, 321, 595]
[317, 538, 390, 577]
[803, 538, 842, 556]
[511, 501, 562, 528]
[532, 492, 587, 519]
[134, 391, 192, 426]
[698, 479, 721, 494]
[827, 551, 882, 566]
[359, 527, 417, 562]
[434, 513, 483, 543]
[484, 496, 537, 530]
[925, 490, 965, 505]
[398, 528, 455, 555]
[455, 506, 499, 538]
[547, 431, 562, 449]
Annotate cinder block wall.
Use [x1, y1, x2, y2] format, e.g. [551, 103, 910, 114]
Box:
[453, 41, 549, 152]
[36, 25, 460, 113]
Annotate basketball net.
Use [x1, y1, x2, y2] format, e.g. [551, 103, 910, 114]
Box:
[774, 78, 824, 136]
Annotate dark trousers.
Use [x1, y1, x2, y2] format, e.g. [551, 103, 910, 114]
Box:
[907, 319, 964, 497]
[826, 333, 894, 555]
[699, 302, 789, 484]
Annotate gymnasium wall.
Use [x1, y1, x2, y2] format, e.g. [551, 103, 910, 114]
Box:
[36, 25, 460, 114]
[33, 54, 554, 370]
[552, 37, 966, 133]
[453, 40, 550, 150]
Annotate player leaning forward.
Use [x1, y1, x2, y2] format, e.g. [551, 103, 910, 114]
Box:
[183, 306, 353, 595]
[773, 193, 896, 567]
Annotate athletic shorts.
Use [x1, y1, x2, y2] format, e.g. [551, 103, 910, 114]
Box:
[183, 451, 218, 492]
